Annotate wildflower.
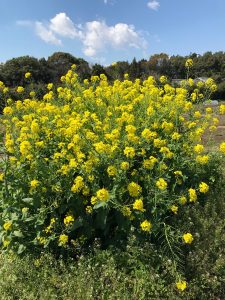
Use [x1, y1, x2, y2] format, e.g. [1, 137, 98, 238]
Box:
[133, 199, 145, 212]
[170, 205, 178, 214]
[120, 161, 129, 170]
[156, 178, 167, 190]
[86, 206, 93, 214]
[22, 207, 29, 214]
[121, 206, 132, 217]
[199, 182, 209, 193]
[194, 144, 204, 154]
[140, 220, 152, 232]
[219, 142, 225, 154]
[0, 173, 4, 181]
[25, 72, 31, 79]
[196, 155, 209, 165]
[176, 280, 187, 291]
[107, 165, 117, 176]
[3, 221, 12, 231]
[64, 215, 75, 226]
[219, 104, 225, 115]
[91, 196, 98, 205]
[124, 147, 135, 158]
[189, 188, 197, 202]
[71, 176, 84, 193]
[30, 180, 40, 188]
[3, 239, 10, 248]
[96, 188, 109, 201]
[183, 233, 194, 244]
[185, 59, 193, 68]
[20, 141, 31, 156]
[179, 196, 187, 205]
[160, 76, 167, 84]
[17, 86, 24, 93]
[128, 182, 142, 197]
[58, 234, 68, 246]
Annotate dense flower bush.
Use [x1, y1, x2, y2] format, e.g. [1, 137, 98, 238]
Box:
[0, 65, 225, 287]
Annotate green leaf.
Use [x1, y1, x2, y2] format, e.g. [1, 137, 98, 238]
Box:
[93, 201, 107, 210]
[17, 244, 26, 254]
[22, 198, 33, 204]
[13, 230, 24, 238]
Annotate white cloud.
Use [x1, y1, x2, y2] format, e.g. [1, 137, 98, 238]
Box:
[49, 13, 82, 38]
[82, 21, 147, 57]
[18, 13, 147, 58]
[35, 22, 62, 45]
[147, 0, 160, 11]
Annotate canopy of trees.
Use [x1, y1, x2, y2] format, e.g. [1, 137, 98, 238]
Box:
[1, 51, 225, 99]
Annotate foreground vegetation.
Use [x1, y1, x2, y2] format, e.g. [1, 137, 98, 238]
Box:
[0, 180, 224, 299]
[0, 61, 225, 299]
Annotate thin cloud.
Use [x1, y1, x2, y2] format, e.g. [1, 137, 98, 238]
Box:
[147, 0, 160, 11]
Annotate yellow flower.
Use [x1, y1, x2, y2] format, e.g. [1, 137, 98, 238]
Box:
[182, 233, 194, 244]
[179, 196, 187, 205]
[71, 176, 84, 193]
[127, 182, 142, 197]
[219, 104, 225, 115]
[176, 280, 187, 291]
[170, 205, 178, 214]
[86, 206, 93, 214]
[185, 58, 193, 68]
[199, 182, 209, 193]
[194, 144, 204, 154]
[20, 141, 31, 156]
[196, 155, 209, 165]
[107, 165, 117, 176]
[3, 239, 10, 248]
[156, 178, 167, 190]
[140, 220, 152, 232]
[96, 188, 109, 201]
[160, 75, 167, 84]
[17, 86, 24, 93]
[30, 179, 40, 188]
[25, 72, 31, 79]
[219, 142, 225, 154]
[58, 234, 68, 246]
[133, 199, 145, 212]
[3, 221, 12, 231]
[64, 215, 75, 226]
[121, 206, 132, 217]
[124, 147, 135, 158]
[91, 196, 98, 205]
[189, 188, 197, 202]
[120, 161, 129, 170]
[22, 207, 29, 214]
[0, 173, 4, 181]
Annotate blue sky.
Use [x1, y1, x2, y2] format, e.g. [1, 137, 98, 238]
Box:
[0, 0, 225, 65]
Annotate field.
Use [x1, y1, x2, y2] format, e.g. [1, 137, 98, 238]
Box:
[0, 70, 224, 300]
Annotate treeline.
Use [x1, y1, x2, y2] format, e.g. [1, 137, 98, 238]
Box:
[1, 51, 225, 99]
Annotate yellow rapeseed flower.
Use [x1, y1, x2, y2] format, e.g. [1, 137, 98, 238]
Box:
[96, 188, 109, 201]
[127, 182, 142, 197]
[199, 182, 209, 193]
[140, 220, 152, 232]
[176, 280, 187, 291]
[182, 233, 194, 244]
[133, 198, 145, 212]
[156, 178, 167, 190]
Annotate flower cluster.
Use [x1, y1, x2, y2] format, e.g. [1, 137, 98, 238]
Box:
[0, 66, 224, 288]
